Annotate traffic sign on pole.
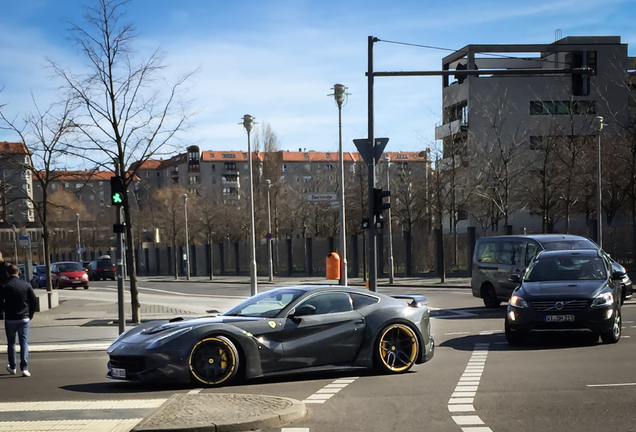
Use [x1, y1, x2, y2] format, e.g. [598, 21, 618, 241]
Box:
[306, 193, 338, 202]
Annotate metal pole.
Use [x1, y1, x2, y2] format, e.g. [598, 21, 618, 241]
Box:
[76, 214, 81, 262]
[368, 36, 378, 292]
[332, 84, 348, 287]
[12, 227, 18, 264]
[386, 161, 394, 284]
[597, 131, 602, 249]
[115, 165, 126, 334]
[266, 180, 273, 282]
[242, 115, 258, 296]
[184, 194, 190, 280]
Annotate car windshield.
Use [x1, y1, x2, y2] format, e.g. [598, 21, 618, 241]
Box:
[541, 239, 597, 251]
[525, 256, 607, 282]
[36, 266, 46, 273]
[57, 263, 84, 272]
[223, 289, 305, 318]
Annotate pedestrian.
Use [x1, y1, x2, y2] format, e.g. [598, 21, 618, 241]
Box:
[0, 262, 38, 377]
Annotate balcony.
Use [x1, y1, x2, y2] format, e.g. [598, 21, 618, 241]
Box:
[435, 119, 467, 140]
[222, 175, 240, 187]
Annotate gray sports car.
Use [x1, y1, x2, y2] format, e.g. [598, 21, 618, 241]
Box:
[107, 285, 435, 386]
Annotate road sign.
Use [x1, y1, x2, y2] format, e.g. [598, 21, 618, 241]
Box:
[265, 233, 272, 240]
[18, 235, 30, 247]
[306, 193, 337, 202]
[353, 137, 389, 165]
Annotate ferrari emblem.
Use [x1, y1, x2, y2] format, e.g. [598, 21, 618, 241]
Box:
[268, 321, 277, 329]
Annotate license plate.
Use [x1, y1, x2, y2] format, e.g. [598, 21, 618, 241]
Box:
[72, 280, 81, 283]
[545, 315, 574, 322]
[111, 368, 126, 378]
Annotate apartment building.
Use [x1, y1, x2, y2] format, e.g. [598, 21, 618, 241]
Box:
[434, 36, 635, 233]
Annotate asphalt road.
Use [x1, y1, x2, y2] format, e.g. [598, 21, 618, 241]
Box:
[2, 280, 635, 432]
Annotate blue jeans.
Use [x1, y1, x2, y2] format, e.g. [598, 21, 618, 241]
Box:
[5, 320, 30, 370]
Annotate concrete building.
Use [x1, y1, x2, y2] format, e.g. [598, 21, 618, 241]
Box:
[434, 36, 636, 234]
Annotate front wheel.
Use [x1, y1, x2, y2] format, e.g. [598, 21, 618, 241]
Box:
[482, 285, 501, 308]
[374, 323, 419, 374]
[600, 308, 621, 344]
[189, 335, 240, 387]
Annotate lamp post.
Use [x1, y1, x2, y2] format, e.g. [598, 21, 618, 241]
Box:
[330, 84, 348, 286]
[265, 179, 273, 282]
[241, 114, 258, 296]
[593, 116, 604, 248]
[76, 214, 81, 262]
[183, 193, 190, 280]
[385, 158, 395, 284]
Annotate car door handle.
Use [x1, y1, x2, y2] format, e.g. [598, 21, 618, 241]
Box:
[355, 318, 365, 325]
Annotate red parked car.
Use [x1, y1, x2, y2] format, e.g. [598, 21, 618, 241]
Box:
[51, 261, 89, 289]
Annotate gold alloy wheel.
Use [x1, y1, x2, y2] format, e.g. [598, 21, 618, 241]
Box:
[377, 324, 419, 373]
[189, 336, 238, 386]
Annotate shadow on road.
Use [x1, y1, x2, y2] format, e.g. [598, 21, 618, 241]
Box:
[440, 331, 601, 352]
[430, 306, 507, 320]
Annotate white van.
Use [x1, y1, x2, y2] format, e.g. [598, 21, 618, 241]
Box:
[471, 234, 600, 308]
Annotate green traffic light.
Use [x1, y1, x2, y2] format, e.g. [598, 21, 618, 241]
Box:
[112, 192, 123, 204]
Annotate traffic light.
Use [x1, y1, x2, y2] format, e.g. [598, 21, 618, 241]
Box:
[373, 188, 391, 217]
[110, 176, 126, 206]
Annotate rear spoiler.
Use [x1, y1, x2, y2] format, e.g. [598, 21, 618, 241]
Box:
[391, 295, 428, 308]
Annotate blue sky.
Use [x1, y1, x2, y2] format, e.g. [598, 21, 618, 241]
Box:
[1, 0, 635, 163]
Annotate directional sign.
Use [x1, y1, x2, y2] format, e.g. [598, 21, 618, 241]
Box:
[306, 193, 337, 202]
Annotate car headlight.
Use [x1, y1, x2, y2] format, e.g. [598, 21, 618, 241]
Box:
[510, 295, 528, 308]
[591, 292, 614, 308]
[146, 327, 192, 350]
[39, 276, 45, 280]
[60, 275, 69, 280]
[81, 274, 89, 280]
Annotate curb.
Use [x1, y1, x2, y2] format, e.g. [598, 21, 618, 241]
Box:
[132, 393, 307, 432]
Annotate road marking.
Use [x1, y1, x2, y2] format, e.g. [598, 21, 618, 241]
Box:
[445, 332, 471, 336]
[0, 419, 143, 432]
[188, 389, 202, 394]
[0, 399, 166, 412]
[282, 429, 310, 432]
[587, 382, 636, 387]
[448, 343, 492, 432]
[0, 343, 111, 354]
[303, 377, 358, 404]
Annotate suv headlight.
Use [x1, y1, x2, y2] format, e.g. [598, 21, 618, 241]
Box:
[591, 292, 614, 308]
[510, 295, 528, 308]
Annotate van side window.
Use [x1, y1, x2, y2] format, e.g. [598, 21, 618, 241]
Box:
[500, 241, 523, 266]
[477, 242, 498, 263]
[525, 243, 539, 266]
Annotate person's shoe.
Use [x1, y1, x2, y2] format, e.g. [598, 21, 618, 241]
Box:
[6, 365, 16, 375]
[21, 369, 30, 377]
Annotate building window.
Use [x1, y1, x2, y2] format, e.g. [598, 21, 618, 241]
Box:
[222, 154, 236, 158]
[212, 176, 216, 184]
[225, 163, 237, 172]
[530, 100, 596, 115]
[244, 164, 249, 171]
[326, 164, 333, 171]
[188, 176, 199, 185]
[304, 176, 312, 182]
[76, 183, 82, 189]
[64, 183, 70, 189]
[211, 164, 216, 171]
[51, 183, 56, 189]
[282, 164, 288, 172]
[188, 151, 199, 161]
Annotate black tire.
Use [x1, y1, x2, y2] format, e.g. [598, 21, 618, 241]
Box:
[189, 335, 240, 387]
[505, 320, 527, 345]
[84, 286, 89, 290]
[111, 276, 116, 281]
[374, 323, 419, 374]
[600, 308, 621, 344]
[482, 285, 501, 308]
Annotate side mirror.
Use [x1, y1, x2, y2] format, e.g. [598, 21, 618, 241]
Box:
[508, 274, 522, 284]
[612, 271, 626, 281]
[290, 304, 316, 319]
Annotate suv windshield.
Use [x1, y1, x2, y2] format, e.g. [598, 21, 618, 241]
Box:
[525, 256, 607, 282]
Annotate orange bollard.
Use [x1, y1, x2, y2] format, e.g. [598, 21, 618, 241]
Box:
[326, 252, 341, 280]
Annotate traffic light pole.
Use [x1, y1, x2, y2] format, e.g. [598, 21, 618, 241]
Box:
[115, 166, 126, 335]
[367, 36, 378, 292]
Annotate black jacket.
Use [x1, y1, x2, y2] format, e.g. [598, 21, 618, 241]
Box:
[0, 275, 38, 321]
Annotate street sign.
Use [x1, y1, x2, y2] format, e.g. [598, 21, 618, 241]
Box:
[265, 233, 272, 240]
[18, 235, 30, 247]
[353, 137, 389, 165]
[306, 193, 337, 202]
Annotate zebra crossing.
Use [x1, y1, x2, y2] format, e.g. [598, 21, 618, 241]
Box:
[0, 399, 166, 432]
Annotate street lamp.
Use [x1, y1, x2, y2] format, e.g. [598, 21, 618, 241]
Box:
[385, 157, 395, 284]
[330, 84, 349, 286]
[183, 193, 190, 280]
[241, 114, 258, 296]
[593, 116, 604, 248]
[76, 214, 82, 262]
[265, 179, 273, 282]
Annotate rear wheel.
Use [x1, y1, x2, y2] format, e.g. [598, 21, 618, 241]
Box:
[505, 320, 527, 345]
[374, 323, 419, 374]
[600, 308, 621, 344]
[482, 285, 501, 308]
[189, 336, 240, 387]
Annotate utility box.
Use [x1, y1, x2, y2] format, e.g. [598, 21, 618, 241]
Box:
[326, 252, 340, 280]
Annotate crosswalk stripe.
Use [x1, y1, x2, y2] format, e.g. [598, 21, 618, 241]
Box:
[0, 399, 166, 412]
[0, 343, 111, 353]
[0, 419, 143, 432]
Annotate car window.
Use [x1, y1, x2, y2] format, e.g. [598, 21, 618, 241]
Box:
[476, 242, 498, 263]
[525, 242, 539, 266]
[500, 241, 523, 266]
[223, 289, 304, 318]
[350, 293, 379, 310]
[525, 256, 607, 282]
[97, 260, 113, 269]
[296, 292, 353, 315]
[541, 239, 597, 251]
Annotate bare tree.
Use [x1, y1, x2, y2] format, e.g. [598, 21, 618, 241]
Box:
[48, 0, 195, 323]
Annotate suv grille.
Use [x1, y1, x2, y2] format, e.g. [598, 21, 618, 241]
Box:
[530, 299, 589, 312]
[109, 355, 145, 373]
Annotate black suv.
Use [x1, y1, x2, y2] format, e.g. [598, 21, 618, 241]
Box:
[88, 256, 116, 281]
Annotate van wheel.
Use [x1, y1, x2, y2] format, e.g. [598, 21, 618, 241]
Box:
[482, 285, 500, 308]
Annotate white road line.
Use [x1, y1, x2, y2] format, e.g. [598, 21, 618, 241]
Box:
[0, 343, 111, 354]
[587, 382, 636, 387]
[282, 429, 311, 432]
[303, 377, 359, 404]
[448, 343, 492, 432]
[0, 400, 166, 412]
[0, 419, 143, 432]
[188, 389, 202, 395]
